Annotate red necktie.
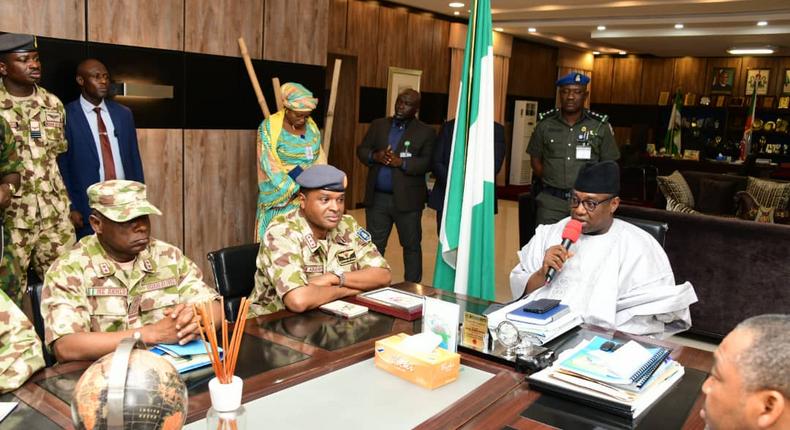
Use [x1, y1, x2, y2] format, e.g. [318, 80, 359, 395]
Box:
[94, 107, 116, 180]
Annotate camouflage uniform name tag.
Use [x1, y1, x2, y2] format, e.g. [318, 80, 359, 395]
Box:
[139, 277, 178, 293]
[305, 265, 324, 273]
[337, 249, 356, 266]
[87, 287, 127, 296]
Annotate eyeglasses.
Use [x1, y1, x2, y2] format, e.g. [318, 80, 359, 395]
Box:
[570, 195, 615, 212]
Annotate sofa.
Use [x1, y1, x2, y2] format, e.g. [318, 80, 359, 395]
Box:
[518, 174, 790, 340]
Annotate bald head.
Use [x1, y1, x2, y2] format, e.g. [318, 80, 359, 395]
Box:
[76, 58, 110, 105]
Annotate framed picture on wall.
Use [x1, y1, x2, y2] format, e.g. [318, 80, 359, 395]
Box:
[710, 67, 735, 94]
[763, 96, 776, 109]
[778, 96, 790, 109]
[783, 69, 790, 94]
[658, 91, 670, 105]
[386, 67, 422, 118]
[746, 69, 770, 95]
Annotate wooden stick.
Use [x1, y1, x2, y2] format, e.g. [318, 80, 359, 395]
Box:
[321, 58, 342, 162]
[229, 299, 250, 376]
[272, 77, 283, 112]
[195, 304, 223, 381]
[238, 37, 270, 119]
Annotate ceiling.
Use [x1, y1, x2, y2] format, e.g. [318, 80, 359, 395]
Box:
[386, 0, 790, 57]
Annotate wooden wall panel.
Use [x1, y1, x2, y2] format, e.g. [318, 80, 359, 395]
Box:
[738, 56, 779, 96]
[346, 0, 379, 87]
[611, 57, 643, 104]
[704, 57, 741, 96]
[326, 54, 359, 206]
[263, 0, 329, 66]
[137, 129, 184, 251]
[375, 6, 410, 88]
[427, 19, 451, 94]
[639, 58, 675, 104]
[0, 0, 85, 40]
[507, 39, 557, 98]
[87, 0, 184, 50]
[406, 13, 435, 89]
[184, 130, 257, 283]
[328, 0, 349, 52]
[185, 0, 263, 57]
[352, 124, 371, 209]
[671, 57, 707, 95]
[591, 57, 614, 104]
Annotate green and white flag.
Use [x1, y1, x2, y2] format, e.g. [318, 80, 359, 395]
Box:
[664, 90, 682, 156]
[433, 0, 495, 300]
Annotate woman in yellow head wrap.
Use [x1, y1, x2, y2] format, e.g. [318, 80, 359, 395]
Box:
[255, 82, 323, 241]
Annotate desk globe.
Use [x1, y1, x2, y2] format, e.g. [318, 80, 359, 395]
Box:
[71, 346, 188, 430]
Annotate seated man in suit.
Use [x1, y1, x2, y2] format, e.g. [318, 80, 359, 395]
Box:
[60, 58, 144, 239]
[248, 165, 391, 317]
[701, 314, 789, 430]
[41, 180, 220, 362]
[509, 161, 697, 337]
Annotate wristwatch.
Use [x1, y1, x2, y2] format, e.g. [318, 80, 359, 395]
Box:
[332, 269, 345, 287]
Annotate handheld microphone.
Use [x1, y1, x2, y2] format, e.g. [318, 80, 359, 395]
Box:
[545, 219, 582, 284]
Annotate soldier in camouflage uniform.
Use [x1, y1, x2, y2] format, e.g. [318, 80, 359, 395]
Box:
[528, 72, 620, 225]
[249, 165, 391, 317]
[41, 180, 221, 363]
[0, 34, 76, 303]
[0, 116, 22, 304]
[0, 287, 44, 393]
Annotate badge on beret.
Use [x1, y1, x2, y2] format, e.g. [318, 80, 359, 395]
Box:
[575, 74, 581, 82]
[357, 228, 371, 243]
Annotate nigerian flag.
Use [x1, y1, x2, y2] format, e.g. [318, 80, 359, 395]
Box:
[433, 0, 495, 300]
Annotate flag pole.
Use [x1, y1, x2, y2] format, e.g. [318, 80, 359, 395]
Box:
[459, 0, 480, 177]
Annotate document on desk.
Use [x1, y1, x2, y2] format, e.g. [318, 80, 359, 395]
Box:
[0, 402, 17, 422]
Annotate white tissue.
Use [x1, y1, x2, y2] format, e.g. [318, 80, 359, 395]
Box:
[399, 332, 443, 354]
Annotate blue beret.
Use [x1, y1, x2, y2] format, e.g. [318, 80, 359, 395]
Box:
[0, 34, 37, 54]
[296, 165, 347, 192]
[574, 161, 620, 195]
[556, 72, 590, 86]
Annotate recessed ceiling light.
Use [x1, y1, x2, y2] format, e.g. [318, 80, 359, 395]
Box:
[494, 27, 504, 32]
[619, 51, 627, 55]
[597, 25, 606, 31]
[528, 27, 536, 33]
[453, 11, 460, 15]
[593, 51, 601, 55]
[757, 21, 768, 26]
[674, 23, 684, 29]
[449, 2, 464, 7]
[728, 47, 774, 55]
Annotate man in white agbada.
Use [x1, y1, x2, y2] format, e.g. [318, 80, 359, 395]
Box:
[510, 161, 697, 338]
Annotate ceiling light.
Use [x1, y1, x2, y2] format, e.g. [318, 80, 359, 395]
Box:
[674, 23, 684, 29]
[528, 27, 536, 33]
[448, 2, 464, 7]
[453, 11, 460, 16]
[728, 47, 774, 55]
[593, 51, 601, 55]
[494, 27, 504, 32]
[597, 25, 606, 31]
[619, 51, 627, 55]
[757, 21, 768, 26]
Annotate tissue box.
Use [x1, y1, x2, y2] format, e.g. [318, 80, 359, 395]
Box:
[374, 333, 460, 389]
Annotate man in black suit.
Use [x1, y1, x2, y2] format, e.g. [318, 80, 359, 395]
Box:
[429, 118, 506, 231]
[356, 89, 435, 283]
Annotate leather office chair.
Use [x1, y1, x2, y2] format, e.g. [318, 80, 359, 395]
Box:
[616, 215, 669, 247]
[207, 243, 260, 322]
[27, 282, 57, 367]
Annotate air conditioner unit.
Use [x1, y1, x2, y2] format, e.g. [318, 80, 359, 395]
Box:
[509, 100, 538, 185]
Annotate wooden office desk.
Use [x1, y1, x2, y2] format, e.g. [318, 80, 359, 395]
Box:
[3, 284, 712, 429]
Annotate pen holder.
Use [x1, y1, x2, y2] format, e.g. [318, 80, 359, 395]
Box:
[208, 376, 243, 412]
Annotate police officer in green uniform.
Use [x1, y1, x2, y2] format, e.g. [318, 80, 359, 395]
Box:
[528, 72, 620, 225]
[248, 165, 392, 317]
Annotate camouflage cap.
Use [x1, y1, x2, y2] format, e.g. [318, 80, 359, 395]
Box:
[88, 180, 162, 222]
[296, 165, 347, 191]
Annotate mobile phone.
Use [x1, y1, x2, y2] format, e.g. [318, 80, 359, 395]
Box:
[523, 298, 560, 314]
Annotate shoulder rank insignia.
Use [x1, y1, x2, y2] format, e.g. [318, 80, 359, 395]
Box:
[588, 110, 609, 123]
[538, 108, 558, 121]
[305, 233, 318, 250]
[356, 227, 371, 244]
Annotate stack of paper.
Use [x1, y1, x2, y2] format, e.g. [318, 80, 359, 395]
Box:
[487, 299, 582, 346]
[528, 336, 684, 419]
[151, 340, 223, 374]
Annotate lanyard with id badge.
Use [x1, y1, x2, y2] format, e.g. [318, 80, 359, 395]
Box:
[575, 126, 592, 160]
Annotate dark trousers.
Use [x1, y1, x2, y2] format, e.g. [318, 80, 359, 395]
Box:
[366, 192, 423, 283]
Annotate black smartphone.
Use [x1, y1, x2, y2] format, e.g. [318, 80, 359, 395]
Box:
[523, 298, 561, 314]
